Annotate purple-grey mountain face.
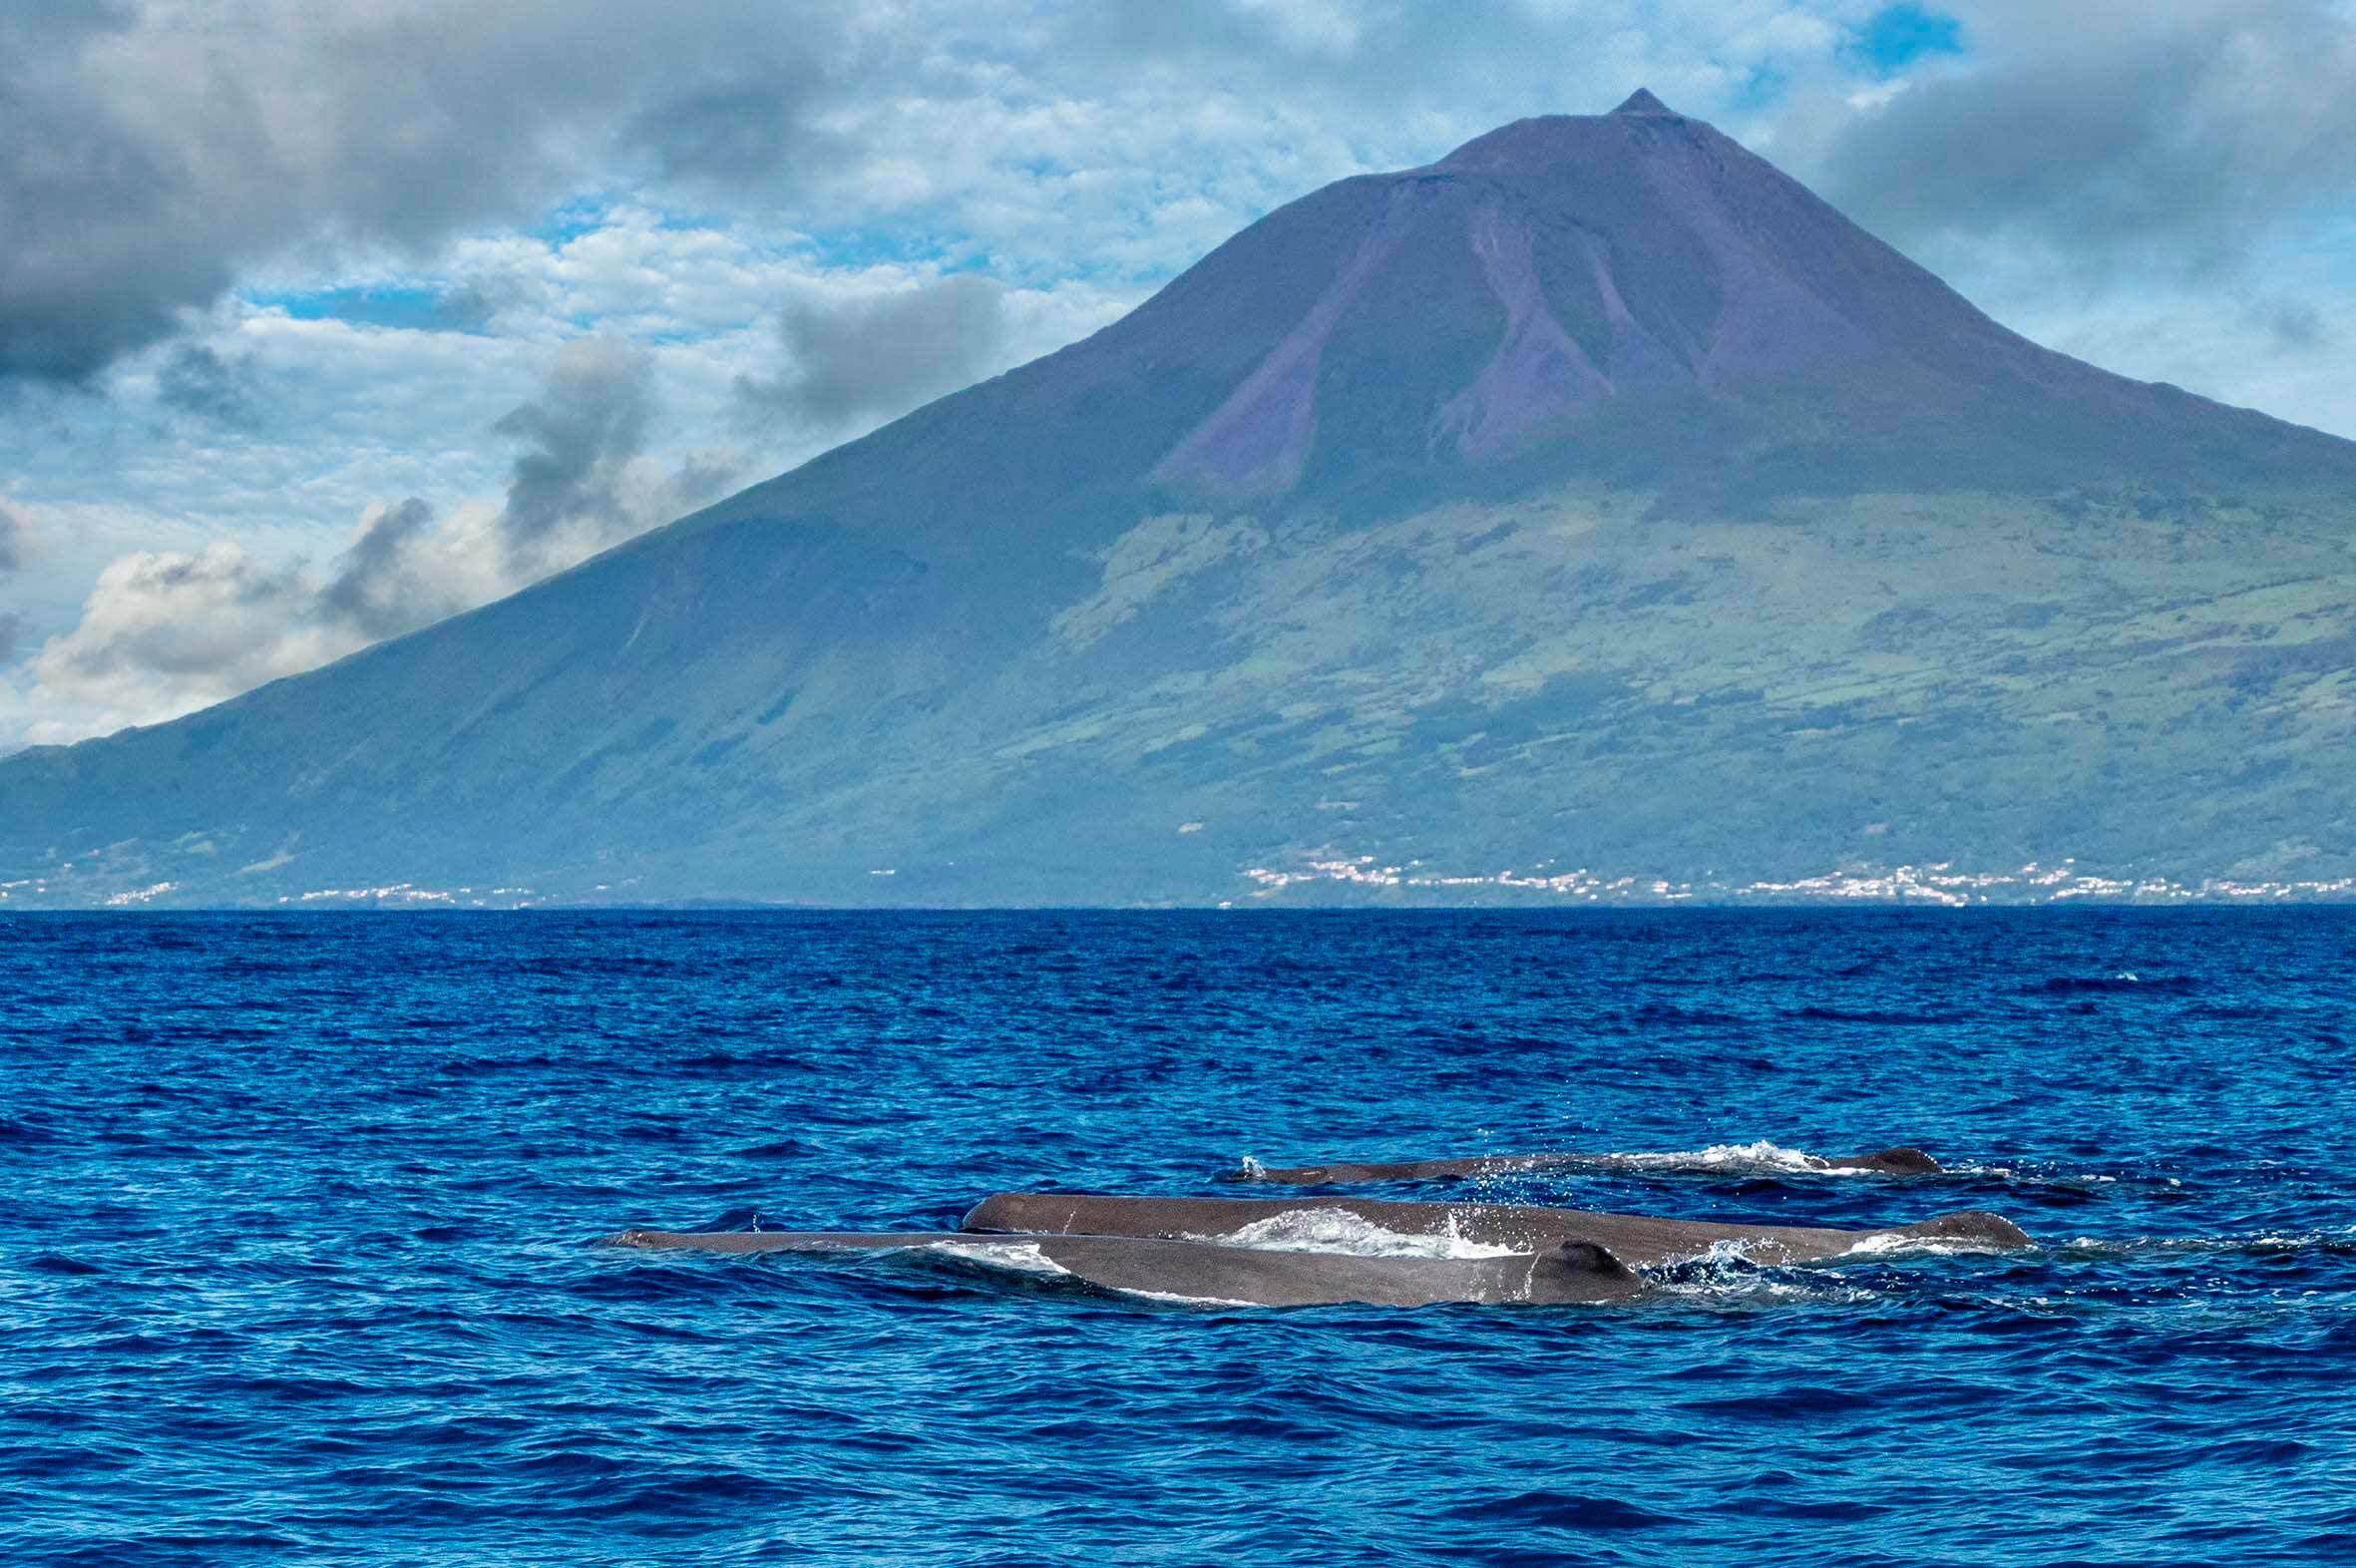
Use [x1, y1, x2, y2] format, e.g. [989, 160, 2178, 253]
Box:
[9, 93, 2356, 907]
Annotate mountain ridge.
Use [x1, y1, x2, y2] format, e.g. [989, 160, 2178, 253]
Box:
[7, 93, 2356, 907]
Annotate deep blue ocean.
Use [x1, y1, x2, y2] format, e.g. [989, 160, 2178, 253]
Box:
[4, 909, 2353, 1565]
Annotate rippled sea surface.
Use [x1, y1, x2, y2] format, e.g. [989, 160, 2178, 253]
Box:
[5, 909, 2355, 1565]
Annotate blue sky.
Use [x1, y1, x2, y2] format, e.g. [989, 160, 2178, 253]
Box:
[3, 0, 2354, 745]
[1850, 3, 1965, 72]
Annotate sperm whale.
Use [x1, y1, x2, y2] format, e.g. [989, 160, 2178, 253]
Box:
[607, 1190, 2031, 1309]
[597, 1224, 1649, 1299]
[1236, 1146, 1943, 1184]
[959, 1193, 2031, 1268]
[605, 1227, 1649, 1307]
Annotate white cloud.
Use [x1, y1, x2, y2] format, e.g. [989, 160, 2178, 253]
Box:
[9, 336, 743, 742]
[28, 542, 358, 733]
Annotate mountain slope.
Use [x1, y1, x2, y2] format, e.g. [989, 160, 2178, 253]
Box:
[9, 91, 2356, 907]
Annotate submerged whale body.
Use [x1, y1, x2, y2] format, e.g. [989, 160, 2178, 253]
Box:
[960, 1192, 2030, 1269]
[607, 1228, 1646, 1307]
[1239, 1145, 1943, 1184]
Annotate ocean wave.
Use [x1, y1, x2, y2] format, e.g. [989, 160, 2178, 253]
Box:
[1787, 1006, 1955, 1025]
[1600, 1140, 1890, 1177]
[1841, 1232, 2015, 1259]
[1592, 1147, 2138, 1187]
[20, 909, 2352, 1563]
[1644, 1241, 1879, 1308]
[1551, 1141, 1961, 1178]
[1103, 1287, 1263, 1309]
[2032, 972, 2196, 995]
[2051, 1228, 2356, 1261]
[1235, 1141, 1953, 1182]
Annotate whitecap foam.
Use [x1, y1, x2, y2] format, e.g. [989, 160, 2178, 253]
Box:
[1616, 1146, 2084, 1186]
[925, 1239, 1071, 1277]
[1201, 1208, 1521, 1261]
[2052, 1227, 2356, 1260]
[1605, 1140, 1875, 1176]
[1841, 1232, 2009, 1259]
[1108, 1287, 1263, 1309]
[1645, 1239, 1877, 1307]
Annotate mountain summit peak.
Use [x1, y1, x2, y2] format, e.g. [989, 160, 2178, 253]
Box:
[1612, 87, 1674, 116]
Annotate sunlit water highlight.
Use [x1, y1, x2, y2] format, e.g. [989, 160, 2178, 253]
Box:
[4, 909, 2354, 1564]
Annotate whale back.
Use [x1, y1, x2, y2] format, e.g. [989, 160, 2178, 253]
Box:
[1850, 1147, 1942, 1175]
[961, 1192, 2033, 1269]
[1032, 1234, 1646, 1308]
[604, 1225, 1647, 1306]
[1895, 1210, 2034, 1249]
[1237, 1145, 1946, 1183]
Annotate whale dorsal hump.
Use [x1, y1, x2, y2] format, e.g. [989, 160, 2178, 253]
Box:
[1902, 1211, 2034, 1249]
[1541, 1239, 1640, 1281]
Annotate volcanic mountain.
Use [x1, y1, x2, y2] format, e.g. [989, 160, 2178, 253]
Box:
[10, 91, 2356, 906]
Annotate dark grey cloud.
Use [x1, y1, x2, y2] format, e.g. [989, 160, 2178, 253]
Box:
[0, 503, 30, 573]
[626, 60, 836, 190]
[0, 0, 1900, 396]
[0, 13, 216, 382]
[425, 284, 501, 335]
[493, 339, 655, 565]
[317, 340, 743, 645]
[669, 451, 743, 511]
[736, 274, 1012, 433]
[2246, 296, 2331, 352]
[0, 2, 868, 387]
[1820, 0, 2356, 278]
[0, 612, 19, 663]
[0, 0, 1778, 393]
[28, 333, 741, 722]
[156, 345, 259, 427]
[320, 497, 452, 640]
